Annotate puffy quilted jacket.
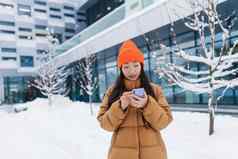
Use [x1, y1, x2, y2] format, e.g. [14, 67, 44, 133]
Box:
[97, 79, 173, 159]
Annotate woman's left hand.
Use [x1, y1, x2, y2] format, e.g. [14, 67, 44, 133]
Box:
[129, 92, 148, 108]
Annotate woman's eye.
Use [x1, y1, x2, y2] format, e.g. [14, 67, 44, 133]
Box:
[133, 64, 139, 67]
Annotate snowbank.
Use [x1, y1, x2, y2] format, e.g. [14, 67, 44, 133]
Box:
[0, 98, 237, 159]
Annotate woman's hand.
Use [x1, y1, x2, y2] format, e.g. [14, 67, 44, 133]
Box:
[120, 91, 132, 110]
[129, 92, 148, 109]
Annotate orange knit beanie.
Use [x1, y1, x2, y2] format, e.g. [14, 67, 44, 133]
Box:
[117, 40, 144, 68]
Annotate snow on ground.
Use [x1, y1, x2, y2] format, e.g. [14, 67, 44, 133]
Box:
[0, 97, 237, 159]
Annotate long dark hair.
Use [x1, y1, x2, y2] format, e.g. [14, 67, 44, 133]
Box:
[108, 64, 156, 108]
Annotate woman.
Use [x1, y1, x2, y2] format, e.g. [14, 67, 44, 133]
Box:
[97, 40, 173, 159]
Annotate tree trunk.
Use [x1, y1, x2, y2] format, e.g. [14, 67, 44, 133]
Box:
[48, 94, 53, 107]
[208, 93, 215, 135]
[72, 80, 76, 101]
[89, 95, 93, 115]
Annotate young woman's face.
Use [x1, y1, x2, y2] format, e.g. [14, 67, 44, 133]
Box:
[121, 61, 142, 81]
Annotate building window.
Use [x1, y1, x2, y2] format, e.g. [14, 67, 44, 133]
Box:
[50, 15, 62, 19]
[0, 30, 15, 34]
[54, 33, 62, 44]
[36, 49, 47, 54]
[2, 57, 16, 61]
[77, 12, 86, 16]
[63, 6, 74, 11]
[35, 24, 47, 30]
[18, 4, 31, 16]
[77, 18, 87, 23]
[34, 0, 46, 6]
[0, 20, 15, 26]
[1, 48, 16, 53]
[64, 13, 75, 18]
[19, 35, 33, 40]
[65, 36, 72, 40]
[106, 66, 117, 87]
[0, 2, 14, 8]
[18, 27, 32, 32]
[49, 7, 61, 12]
[86, 0, 125, 25]
[35, 33, 47, 37]
[20, 56, 34, 67]
[34, 8, 46, 13]
[65, 28, 75, 33]
[98, 70, 106, 100]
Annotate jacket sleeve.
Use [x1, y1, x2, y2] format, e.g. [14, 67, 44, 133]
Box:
[96, 86, 128, 132]
[141, 85, 173, 131]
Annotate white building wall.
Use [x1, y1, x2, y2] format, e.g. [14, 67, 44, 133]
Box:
[0, 0, 80, 103]
[0, 76, 4, 104]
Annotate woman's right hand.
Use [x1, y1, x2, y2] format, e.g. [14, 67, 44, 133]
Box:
[120, 91, 132, 110]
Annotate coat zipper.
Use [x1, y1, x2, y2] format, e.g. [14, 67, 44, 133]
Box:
[136, 110, 141, 159]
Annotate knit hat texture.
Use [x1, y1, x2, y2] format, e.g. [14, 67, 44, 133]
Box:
[117, 40, 144, 68]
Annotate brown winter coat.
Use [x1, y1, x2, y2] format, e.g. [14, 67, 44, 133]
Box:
[97, 79, 173, 159]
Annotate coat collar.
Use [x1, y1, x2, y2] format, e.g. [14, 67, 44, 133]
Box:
[123, 78, 141, 91]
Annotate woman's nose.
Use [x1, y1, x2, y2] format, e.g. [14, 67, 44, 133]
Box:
[128, 69, 135, 75]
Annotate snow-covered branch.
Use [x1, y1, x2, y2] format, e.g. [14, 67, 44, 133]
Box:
[77, 54, 98, 96]
[175, 48, 212, 65]
[32, 29, 70, 106]
[158, 0, 238, 136]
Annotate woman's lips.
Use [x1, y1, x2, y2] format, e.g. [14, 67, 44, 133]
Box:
[128, 75, 137, 79]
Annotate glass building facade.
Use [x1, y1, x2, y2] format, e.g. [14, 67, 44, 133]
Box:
[0, 0, 79, 104]
[86, 0, 125, 25]
[1, 0, 237, 110]
[67, 0, 238, 109]
[90, 31, 238, 108]
[3, 76, 41, 104]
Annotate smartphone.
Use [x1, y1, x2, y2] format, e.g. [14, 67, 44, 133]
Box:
[132, 88, 145, 98]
